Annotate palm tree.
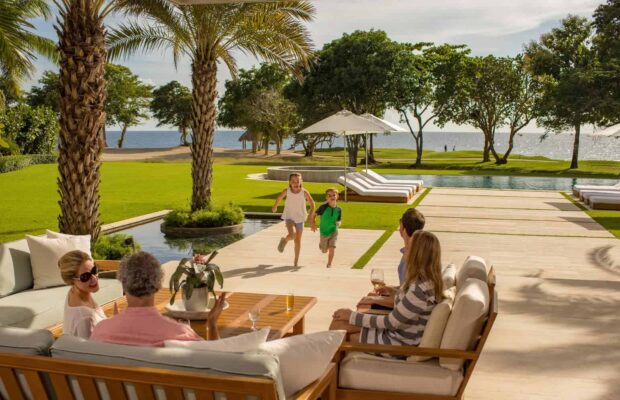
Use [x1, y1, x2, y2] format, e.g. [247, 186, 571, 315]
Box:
[109, 0, 315, 211]
[0, 0, 57, 97]
[54, 0, 114, 239]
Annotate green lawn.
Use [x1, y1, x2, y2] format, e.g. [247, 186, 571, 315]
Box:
[1, 153, 619, 243]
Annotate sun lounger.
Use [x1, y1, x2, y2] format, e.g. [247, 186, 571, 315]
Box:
[579, 190, 620, 202]
[337, 176, 411, 203]
[354, 171, 419, 192]
[361, 169, 423, 189]
[572, 182, 620, 197]
[349, 173, 415, 195]
[588, 195, 620, 210]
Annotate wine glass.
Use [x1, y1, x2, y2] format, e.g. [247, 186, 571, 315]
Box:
[370, 269, 385, 292]
[248, 307, 260, 331]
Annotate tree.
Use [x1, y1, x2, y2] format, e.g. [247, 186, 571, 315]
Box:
[593, 0, 620, 124]
[151, 81, 192, 146]
[105, 64, 152, 148]
[109, 0, 314, 211]
[289, 30, 400, 166]
[0, 0, 57, 97]
[525, 16, 601, 169]
[218, 63, 292, 154]
[55, 0, 113, 240]
[27, 71, 60, 112]
[388, 43, 470, 166]
[499, 56, 543, 164]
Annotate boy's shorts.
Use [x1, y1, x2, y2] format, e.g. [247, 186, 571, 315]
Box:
[319, 231, 338, 252]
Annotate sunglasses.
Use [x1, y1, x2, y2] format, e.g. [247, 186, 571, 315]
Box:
[74, 265, 98, 283]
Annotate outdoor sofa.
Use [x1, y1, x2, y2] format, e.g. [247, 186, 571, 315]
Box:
[335, 256, 497, 399]
[0, 238, 122, 330]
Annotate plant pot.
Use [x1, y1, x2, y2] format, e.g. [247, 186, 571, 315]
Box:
[183, 287, 209, 311]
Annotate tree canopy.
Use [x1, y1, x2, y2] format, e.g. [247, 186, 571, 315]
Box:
[593, 0, 620, 124]
[150, 81, 192, 146]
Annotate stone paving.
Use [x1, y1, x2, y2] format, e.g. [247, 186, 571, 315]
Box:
[168, 186, 620, 400]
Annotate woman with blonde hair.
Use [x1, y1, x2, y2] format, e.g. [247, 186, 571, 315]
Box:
[330, 231, 443, 352]
[58, 250, 107, 338]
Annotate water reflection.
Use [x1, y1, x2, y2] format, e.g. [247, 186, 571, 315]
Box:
[384, 174, 618, 191]
[119, 219, 280, 263]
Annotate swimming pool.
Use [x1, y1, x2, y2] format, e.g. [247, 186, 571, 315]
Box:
[118, 218, 280, 263]
[383, 174, 619, 191]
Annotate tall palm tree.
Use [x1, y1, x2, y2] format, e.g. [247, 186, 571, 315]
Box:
[109, 0, 315, 211]
[54, 0, 114, 239]
[0, 0, 57, 97]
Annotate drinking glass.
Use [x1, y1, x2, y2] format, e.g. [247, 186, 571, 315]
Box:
[248, 307, 260, 331]
[286, 290, 295, 312]
[370, 269, 385, 291]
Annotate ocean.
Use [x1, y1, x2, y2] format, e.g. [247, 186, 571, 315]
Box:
[105, 130, 620, 161]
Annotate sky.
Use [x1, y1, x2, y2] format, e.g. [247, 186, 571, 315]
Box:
[27, 0, 606, 133]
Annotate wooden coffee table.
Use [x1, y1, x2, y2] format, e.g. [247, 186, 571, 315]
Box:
[48, 289, 317, 341]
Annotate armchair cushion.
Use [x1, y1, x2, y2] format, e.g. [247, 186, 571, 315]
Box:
[339, 351, 463, 396]
[442, 263, 457, 288]
[26, 235, 90, 289]
[408, 287, 455, 362]
[456, 256, 487, 292]
[440, 278, 489, 371]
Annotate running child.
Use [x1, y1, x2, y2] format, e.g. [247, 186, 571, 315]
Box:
[312, 188, 342, 268]
[272, 173, 316, 267]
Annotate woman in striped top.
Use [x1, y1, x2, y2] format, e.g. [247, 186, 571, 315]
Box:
[330, 231, 444, 350]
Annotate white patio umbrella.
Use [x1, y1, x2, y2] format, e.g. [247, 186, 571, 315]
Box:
[590, 123, 620, 138]
[298, 110, 404, 200]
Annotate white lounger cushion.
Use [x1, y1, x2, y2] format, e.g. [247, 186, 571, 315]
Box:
[588, 196, 620, 207]
[337, 176, 409, 198]
[573, 182, 620, 191]
[354, 172, 419, 191]
[581, 190, 620, 201]
[362, 169, 423, 186]
[348, 174, 413, 195]
[339, 352, 463, 396]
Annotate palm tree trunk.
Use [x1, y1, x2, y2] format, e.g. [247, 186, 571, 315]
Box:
[190, 58, 217, 211]
[55, 0, 106, 240]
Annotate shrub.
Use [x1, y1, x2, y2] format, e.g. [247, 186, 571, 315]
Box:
[92, 234, 141, 260]
[0, 154, 57, 173]
[0, 105, 58, 155]
[164, 203, 244, 228]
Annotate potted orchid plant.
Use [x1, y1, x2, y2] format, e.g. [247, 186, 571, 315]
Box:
[169, 251, 223, 311]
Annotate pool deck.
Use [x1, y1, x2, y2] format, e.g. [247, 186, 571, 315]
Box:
[164, 187, 620, 400]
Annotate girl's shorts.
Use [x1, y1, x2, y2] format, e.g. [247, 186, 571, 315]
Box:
[285, 219, 304, 230]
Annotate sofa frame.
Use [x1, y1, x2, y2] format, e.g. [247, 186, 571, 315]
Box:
[335, 268, 497, 400]
[0, 352, 337, 400]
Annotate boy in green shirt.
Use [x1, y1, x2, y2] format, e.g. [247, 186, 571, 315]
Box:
[312, 188, 342, 268]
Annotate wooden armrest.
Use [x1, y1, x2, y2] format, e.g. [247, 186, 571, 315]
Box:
[94, 260, 121, 272]
[293, 362, 337, 400]
[339, 342, 478, 360]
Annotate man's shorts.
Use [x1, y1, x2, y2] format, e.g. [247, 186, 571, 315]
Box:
[319, 231, 338, 252]
[285, 219, 304, 230]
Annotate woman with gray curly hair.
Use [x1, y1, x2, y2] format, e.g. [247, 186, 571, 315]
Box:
[91, 251, 226, 346]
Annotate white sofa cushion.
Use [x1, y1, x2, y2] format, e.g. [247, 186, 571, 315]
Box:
[408, 287, 455, 362]
[456, 256, 487, 292]
[339, 351, 463, 396]
[46, 230, 91, 251]
[258, 330, 345, 398]
[0, 239, 33, 297]
[166, 327, 270, 352]
[26, 235, 90, 289]
[440, 278, 490, 371]
[52, 335, 286, 399]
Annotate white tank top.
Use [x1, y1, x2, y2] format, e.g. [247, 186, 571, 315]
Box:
[281, 187, 308, 224]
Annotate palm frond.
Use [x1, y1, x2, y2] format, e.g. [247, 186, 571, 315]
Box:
[107, 22, 184, 61]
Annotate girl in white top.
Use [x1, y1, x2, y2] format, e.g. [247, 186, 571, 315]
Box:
[58, 250, 108, 338]
[272, 173, 316, 267]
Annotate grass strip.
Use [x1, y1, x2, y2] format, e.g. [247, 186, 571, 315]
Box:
[352, 188, 433, 269]
[352, 230, 393, 269]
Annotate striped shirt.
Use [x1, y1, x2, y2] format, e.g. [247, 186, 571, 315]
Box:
[349, 278, 436, 356]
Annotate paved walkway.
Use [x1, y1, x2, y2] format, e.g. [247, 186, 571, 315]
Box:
[166, 187, 619, 400]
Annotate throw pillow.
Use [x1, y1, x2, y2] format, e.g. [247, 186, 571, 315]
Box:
[408, 286, 455, 362]
[26, 235, 90, 289]
[456, 256, 487, 292]
[165, 327, 270, 353]
[46, 230, 91, 255]
[258, 330, 345, 397]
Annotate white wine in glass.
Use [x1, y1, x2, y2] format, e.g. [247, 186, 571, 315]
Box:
[370, 269, 385, 291]
[248, 308, 260, 331]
